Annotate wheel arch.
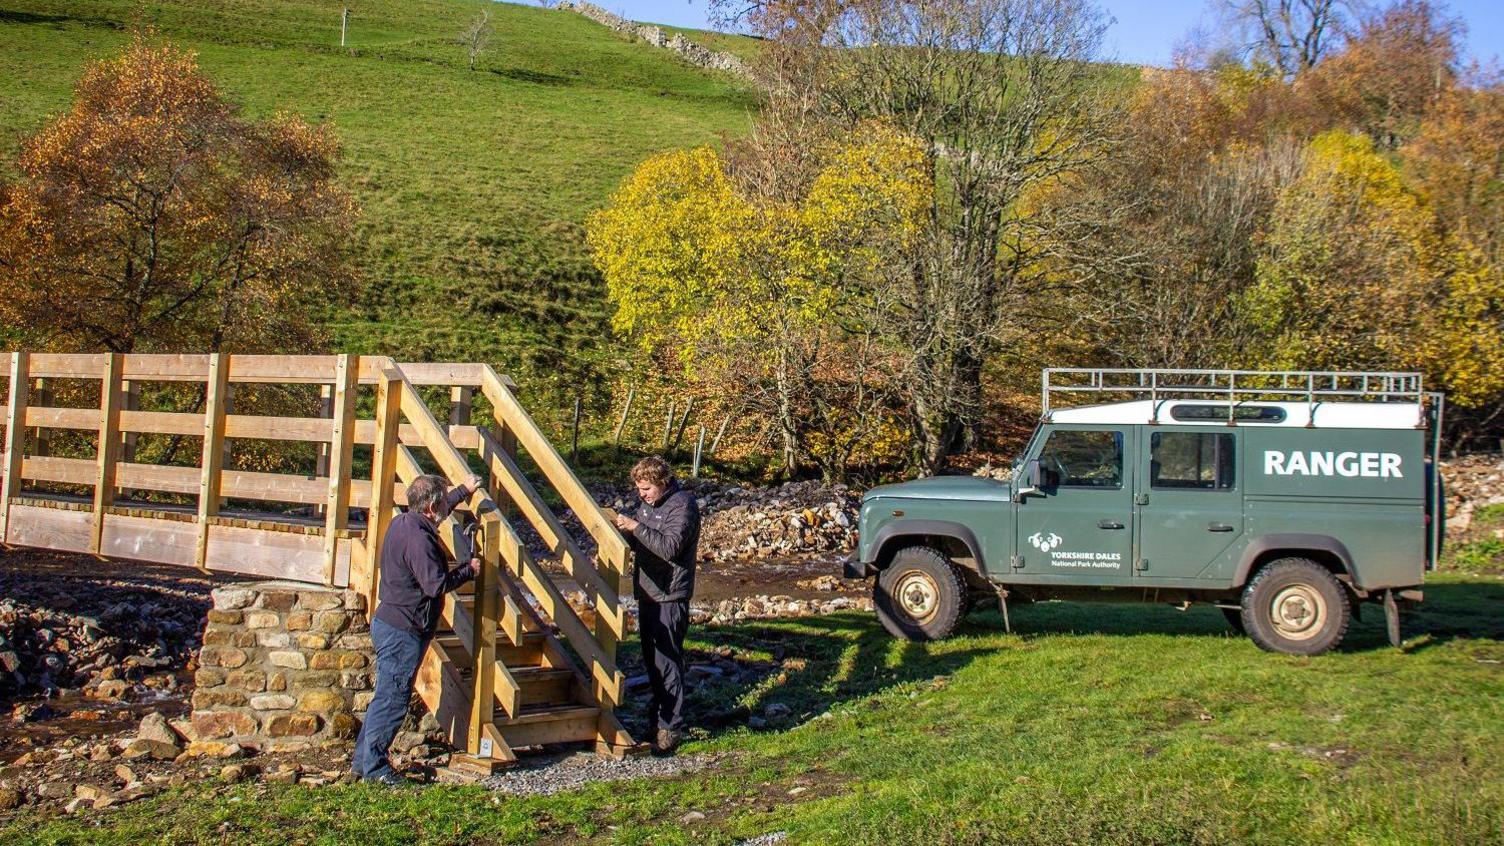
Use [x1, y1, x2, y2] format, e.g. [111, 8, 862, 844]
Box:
[868, 520, 985, 575]
[1233, 534, 1355, 588]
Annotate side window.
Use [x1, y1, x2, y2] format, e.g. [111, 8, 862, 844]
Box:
[1151, 432, 1235, 490]
[1038, 430, 1123, 489]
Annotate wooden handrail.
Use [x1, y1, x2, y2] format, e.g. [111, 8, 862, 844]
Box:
[476, 427, 627, 640]
[478, 366, 630, 578]
[387, 366, 626, 706]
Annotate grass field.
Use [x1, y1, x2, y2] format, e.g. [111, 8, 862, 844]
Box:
[4, 565, 1501, 845]
[0, 0, 755, 411]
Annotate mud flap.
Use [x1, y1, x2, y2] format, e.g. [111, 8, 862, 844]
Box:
[1383, 589, 1402, 648]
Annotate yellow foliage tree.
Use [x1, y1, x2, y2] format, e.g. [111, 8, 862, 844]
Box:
[586, 123, 931, 479]
[1244, 130, 1504, 408]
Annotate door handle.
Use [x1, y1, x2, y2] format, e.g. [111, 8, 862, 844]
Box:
[1208, 522, 1235, 532]
[1097, 520, 1125, 530]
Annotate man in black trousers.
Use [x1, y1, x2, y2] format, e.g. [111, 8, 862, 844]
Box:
[613, 455, 700, 755]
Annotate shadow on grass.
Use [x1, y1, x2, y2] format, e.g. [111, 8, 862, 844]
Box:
[612, 578, 1502, 740]
[615, 612, 995, 741]
[490, 66, 575, 85]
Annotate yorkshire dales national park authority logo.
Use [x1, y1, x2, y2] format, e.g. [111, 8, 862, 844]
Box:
[1029, 532, 1063, 552]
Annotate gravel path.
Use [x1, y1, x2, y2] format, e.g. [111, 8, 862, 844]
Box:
[480, 750, 719, 796]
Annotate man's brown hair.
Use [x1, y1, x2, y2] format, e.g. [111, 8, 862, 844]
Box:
[630, 455, 674, 487]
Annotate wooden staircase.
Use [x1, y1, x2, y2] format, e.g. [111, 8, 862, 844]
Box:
[0, 352, 640, 768]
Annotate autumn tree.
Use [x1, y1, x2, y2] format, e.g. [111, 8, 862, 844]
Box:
[727, 0, 1116, 472]
[1306, 0, 1463, 148]
[587, 123, 930, 481]
[1243, 131, 1504, 413]
[1220, 0, 1349, 77]
[1039, 68, 1305, 369]
[1404, 77, 1504, 263]
[0, 31, 357, 354]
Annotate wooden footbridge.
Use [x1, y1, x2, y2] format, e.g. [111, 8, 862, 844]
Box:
[0, 352, 637, 769]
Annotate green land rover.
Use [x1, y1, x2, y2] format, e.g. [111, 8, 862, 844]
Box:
[846, 368, 1445, 655]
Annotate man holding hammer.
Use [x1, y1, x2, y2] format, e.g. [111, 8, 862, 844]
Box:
[354, 472, 483, 784]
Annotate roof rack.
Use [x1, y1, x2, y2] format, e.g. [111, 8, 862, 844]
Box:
[1042, 367, 1425, 421]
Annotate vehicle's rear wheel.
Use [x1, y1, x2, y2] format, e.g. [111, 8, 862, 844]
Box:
[1240, 558, 1351, 655]
[875, 545, 966, 641]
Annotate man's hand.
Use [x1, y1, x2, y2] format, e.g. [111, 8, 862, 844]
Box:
[613, 512, 639, 533]
[463, 474, 484, 494]
[468, 556, 482, 570]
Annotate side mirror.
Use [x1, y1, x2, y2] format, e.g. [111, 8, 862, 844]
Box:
[1014, 459, 1043, 502]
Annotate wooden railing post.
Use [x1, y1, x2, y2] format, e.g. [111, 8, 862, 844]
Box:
[467, 520, 499, 754]
[120, 380, 139, 498]
[91, 354, 124, 556]
[322, 354, 358, 586]
[195, 353, 230, 572]
[1, 352, 31, 544]
[364, 367, 403, 610]
[315, 383, 334, 515]
[31, 376, 50, 458]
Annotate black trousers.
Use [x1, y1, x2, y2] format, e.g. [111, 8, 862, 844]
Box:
[638, 597, 689, 732]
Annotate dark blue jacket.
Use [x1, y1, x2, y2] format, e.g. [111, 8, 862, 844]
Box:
[373, 485, 476, 637]
[626, 481, 700, 603]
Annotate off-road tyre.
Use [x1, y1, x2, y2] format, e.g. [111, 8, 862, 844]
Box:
[1220, 606, 1246, 634]
[875, 545, 966, 641]
[1240, 558, 1351, 655]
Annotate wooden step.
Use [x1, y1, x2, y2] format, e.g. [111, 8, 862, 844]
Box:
[434, 630, 547, 668]
[512, 667, 576, 707]
[492, 704, 600, 749]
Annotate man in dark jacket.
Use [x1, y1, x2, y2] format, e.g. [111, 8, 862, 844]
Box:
[353, 472, 482, 784]
[613, 455, 699, 755]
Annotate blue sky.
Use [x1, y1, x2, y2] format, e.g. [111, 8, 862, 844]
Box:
[605, 0, 1502, 68]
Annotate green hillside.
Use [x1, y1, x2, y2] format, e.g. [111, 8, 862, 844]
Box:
[0, 0, 755, 405]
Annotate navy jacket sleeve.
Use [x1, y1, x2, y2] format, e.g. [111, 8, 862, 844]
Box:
[435, 484, 469, 522]
[409, 533, 475, 598]
[632, 493, 696, 562]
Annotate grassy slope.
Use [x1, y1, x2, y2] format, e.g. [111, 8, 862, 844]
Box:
[5, 567, 1502, 845]
[0, 0, 755, 408]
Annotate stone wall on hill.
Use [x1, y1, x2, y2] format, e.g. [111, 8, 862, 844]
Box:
[185, 582, 371, 755]
[557, 1, 752, 79]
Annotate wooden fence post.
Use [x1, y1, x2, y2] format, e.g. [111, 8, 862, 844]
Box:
[322, 354, 358, 586]
[708, 413, 732, 458]
[364, 368, 403, 609]
[570, 395, 582, 463]
[195, 354, 231, 572]
[92, 353, 125, 556]
[692, 425, 706, 477]
[1, 353, 31, 545]
[669, 398, 694, 456]
[612, 387, 635, 449]
[449, 386, 473, 428]
[662, 401, 675, 454]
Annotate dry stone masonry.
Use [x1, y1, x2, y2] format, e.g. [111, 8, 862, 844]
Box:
[558, 1, 752, 78]
[188, 581, 371, 755]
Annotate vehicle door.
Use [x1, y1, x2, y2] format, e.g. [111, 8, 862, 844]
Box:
[1013, 426, 1135, 584]
[1134, 428, 1244, 581]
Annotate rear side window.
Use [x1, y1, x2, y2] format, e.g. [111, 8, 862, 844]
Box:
[1169, 404, 1286, 423]
[1151, 432, 1235, 490]
[1039, 430, 1123, 488]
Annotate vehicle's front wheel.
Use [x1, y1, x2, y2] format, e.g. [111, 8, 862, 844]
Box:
[1240, 558, 1351, 655]
[874, 546, 966, 641]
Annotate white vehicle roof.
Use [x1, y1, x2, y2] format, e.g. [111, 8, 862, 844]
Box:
[1047, 399, 1423, 430]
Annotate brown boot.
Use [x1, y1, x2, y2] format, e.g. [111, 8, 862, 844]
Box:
[654, 728, 682, 756]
